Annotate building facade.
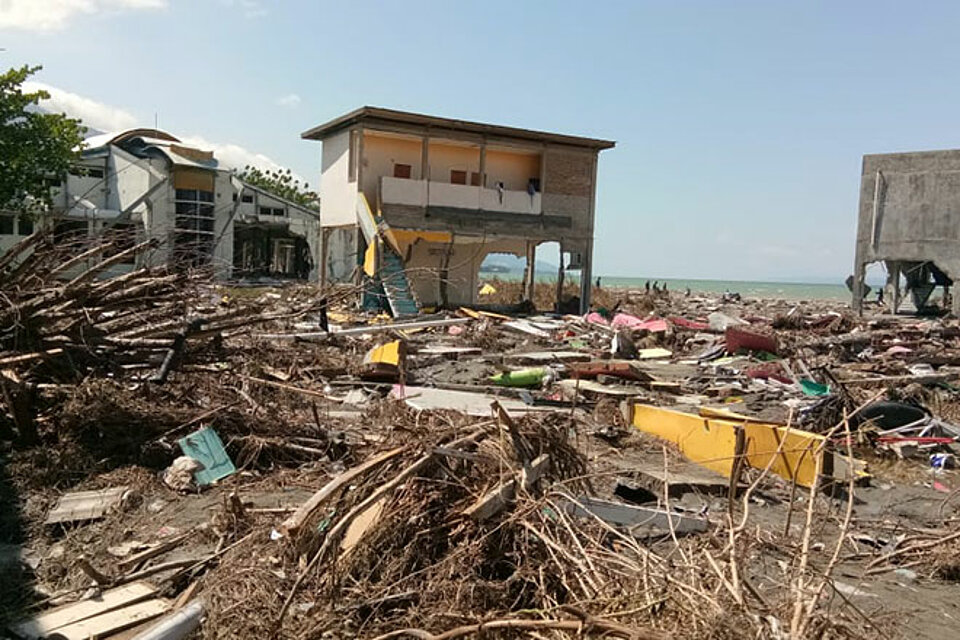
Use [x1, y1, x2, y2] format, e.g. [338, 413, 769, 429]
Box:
[0, 128, 320, 281]
[302, 107, 614, 312]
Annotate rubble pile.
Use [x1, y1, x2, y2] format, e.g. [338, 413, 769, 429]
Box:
[6, 242, 960, 638]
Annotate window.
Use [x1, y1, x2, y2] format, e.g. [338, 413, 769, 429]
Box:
[259, 206, 273, 216]
[69, 166, 105, 179]
[394, 163, 412, 179]
[241, 194, 254, 203]
[450, 170, 467, 185]
[174, 189, 216, 267]
[18, 216, 34, 236]
[470, 172, 482, 187]
[0, 215, 13, 235]
[274, 207, 286, 217]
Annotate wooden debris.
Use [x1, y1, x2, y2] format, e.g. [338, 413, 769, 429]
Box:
[10, 582, 157, 639]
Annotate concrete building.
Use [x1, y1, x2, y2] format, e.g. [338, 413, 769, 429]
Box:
[302, 107, 614, 313]
[0, 128, 320, 280]
[853, 149, 960, 314]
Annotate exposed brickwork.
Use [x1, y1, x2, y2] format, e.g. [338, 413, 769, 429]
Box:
[544, 150, 593, 197]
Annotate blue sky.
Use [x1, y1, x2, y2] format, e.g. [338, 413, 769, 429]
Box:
[3, 1, 960, 282]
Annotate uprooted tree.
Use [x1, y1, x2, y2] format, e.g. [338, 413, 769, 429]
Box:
[0, 65, 86, 212]
[237, 165, 319, 210]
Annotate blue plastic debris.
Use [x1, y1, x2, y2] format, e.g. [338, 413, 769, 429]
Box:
[177, 427, 236, 486]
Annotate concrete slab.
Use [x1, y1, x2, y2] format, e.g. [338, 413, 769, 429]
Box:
[561, 495, 708, 537]
[618, 461, 734, 498]
[391, 385, 548, 417]
[45, 487, 129, 525]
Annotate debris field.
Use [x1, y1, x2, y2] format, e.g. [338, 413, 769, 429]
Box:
[4, 237, 960, 639]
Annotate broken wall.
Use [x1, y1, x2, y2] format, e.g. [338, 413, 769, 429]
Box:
[855, 150, 960, 310]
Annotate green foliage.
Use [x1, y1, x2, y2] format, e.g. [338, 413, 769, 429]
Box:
[237, 165, 318, 210]
[0, 65, 86, 211]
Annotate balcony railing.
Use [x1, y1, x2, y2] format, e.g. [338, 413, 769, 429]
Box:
[381, 177, 541, 215]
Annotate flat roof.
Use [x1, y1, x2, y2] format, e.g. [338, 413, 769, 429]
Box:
[301, 106, 615, 150]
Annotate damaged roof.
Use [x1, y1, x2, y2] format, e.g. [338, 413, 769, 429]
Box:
[301, 106, 616, 150]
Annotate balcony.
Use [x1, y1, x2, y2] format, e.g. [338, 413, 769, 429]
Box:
[380, 177, 541, 215]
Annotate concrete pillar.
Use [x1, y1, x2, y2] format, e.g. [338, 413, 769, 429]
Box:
[479, 142, 487, 187]
[891, 262, 901, 314]
[579, 240, 593, 315]
[421, 135, 430, 181]
[320, 227, 328, 289]
[852, 260, 866, 315]
[523, 241, 536, 302]
[555, 246, 565, 312]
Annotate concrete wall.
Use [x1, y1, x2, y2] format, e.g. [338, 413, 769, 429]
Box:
[855, 150, 960, 285]
[486, 149, 540, 191]
[320, 129, 356, 227]
[324, 224, 358, 283]
[404, 237, 528, 307]
[427, 141, 480, 183]
[361, 133, 423, 205]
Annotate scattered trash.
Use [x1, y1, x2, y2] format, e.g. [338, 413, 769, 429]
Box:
[177, 428, 236, 487]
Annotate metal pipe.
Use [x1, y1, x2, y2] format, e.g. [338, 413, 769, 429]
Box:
[128, 600, 204, 640]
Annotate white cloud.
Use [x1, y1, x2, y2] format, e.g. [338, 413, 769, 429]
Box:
[275, 93, 301, 108]
[20, 79, 308, 187]
[24, 80, 139, 132]
[179, 135, 310, 186]
[0, 0, 167, 32]
[217, 0, 266, 19]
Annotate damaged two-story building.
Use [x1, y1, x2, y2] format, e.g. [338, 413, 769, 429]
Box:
[0, 128, 320, 281]
[303, 107, 614, 315]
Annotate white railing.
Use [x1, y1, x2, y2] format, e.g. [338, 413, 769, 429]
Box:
[381, 177, 540, 215]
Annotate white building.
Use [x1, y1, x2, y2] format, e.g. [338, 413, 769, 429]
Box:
[0, 128, 320, 280]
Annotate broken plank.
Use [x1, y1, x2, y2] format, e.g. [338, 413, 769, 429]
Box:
[416, 345, 482, 358]
[46, 599, 170, 640]
[280, 447, 405, 537]
[558, 379, 645, 397]
[502, 320, 551, 338]
[505, 351, 591, 365]
[117, 531, 192, 571]
[45, 486, 129, 526]
[10, 582, 157, 639]
[561, 495, 708, 537]
[463, 454, 550, 521]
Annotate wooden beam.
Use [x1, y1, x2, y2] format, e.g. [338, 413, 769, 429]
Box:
[279, 447, 405, 537]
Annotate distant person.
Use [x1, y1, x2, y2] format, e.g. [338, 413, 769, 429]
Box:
[645, 280, 651, 293]
[663, 282, 668, 292]
[685, 287, 691, 297]
[877, 288, 884, 304]
[496, 181, 505, 204]
[595, 276, 601, 289]
[652, 281, 659, 293]
[527, 179, 537, 206]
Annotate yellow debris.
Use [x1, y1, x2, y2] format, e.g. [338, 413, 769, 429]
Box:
[628, 403, 833, 488]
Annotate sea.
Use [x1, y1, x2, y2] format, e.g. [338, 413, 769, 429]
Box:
[485, 271, 857, 302]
